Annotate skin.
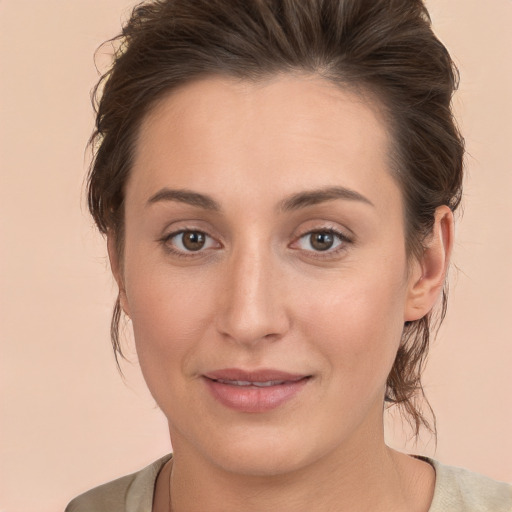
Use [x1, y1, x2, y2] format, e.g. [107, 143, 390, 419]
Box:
[108, 73, 453, 512]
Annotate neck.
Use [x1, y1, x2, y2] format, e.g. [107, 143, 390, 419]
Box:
[165, 423, 434, 512]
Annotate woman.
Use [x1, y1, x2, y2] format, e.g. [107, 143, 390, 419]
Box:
[66, 0, 512, 510]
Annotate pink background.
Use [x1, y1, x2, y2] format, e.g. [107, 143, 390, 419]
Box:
[1, 1, 511, 510]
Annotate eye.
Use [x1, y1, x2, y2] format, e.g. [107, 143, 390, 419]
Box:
[165, 230, 219, 254]
[296, 230, 345, 252]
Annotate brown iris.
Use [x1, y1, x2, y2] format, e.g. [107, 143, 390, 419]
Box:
[182, 231, 206, 251]
[310, 231, 335, 251]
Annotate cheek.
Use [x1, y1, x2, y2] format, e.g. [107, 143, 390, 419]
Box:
[123, 259, 218, 388]
[295, 264, 408, 386]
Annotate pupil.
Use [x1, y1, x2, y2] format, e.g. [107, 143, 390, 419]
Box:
[183, 232, 205, 251]
[311, 232, 334, 251]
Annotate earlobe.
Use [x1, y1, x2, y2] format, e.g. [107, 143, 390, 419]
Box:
[107, 232, 131, 318]
[404, 205, 454, 322]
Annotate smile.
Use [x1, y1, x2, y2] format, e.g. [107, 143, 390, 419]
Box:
[203, 369, 311, 413]
[214, 379, 289, 387]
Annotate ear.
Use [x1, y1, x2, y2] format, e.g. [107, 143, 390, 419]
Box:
[404, 205, 454, 321]
[107, 232, 131, 318]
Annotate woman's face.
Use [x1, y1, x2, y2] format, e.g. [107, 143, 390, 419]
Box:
[116, 74, 425, 475]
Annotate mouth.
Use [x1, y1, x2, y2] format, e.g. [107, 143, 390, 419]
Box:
[202, 369, 312, 412]
[212, 379, 297, 387]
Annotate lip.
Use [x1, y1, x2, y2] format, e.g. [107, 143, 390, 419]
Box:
[203, 368, 311, 413]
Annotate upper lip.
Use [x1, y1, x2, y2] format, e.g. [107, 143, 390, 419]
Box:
[203, 368, 309, 383]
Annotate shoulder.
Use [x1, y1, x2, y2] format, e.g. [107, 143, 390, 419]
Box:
[65, 454, 172, 512]
[427, 458, 512, 512]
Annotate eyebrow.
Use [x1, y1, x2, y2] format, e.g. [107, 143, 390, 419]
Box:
[146, 185, 374, 212]
[146, 188, 221, 211]
[279, 186, 374, 212]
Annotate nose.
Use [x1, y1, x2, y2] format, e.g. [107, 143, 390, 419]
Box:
[215, 243, 290, 347]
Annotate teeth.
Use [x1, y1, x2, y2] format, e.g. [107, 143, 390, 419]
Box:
[253, 381, 285, 387]
[219, 380, 252, 386]
[216, 379, 286, 387]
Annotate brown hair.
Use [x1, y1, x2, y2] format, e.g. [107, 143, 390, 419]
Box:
[88, 0, 464, 437]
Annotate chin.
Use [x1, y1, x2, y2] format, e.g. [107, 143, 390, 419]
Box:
[187, 422, 328, 478]
[211, 443, 308, 477]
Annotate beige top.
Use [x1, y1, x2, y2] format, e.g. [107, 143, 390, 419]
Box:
[66, 454, 512, 512]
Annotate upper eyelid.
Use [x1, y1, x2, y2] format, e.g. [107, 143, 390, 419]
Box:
[294, 225, 353, 242]
[163, 225, 218, 240]
[165, 229, 219, 245]
[163, 226, 349, 238]
[290, 215, 356, 237]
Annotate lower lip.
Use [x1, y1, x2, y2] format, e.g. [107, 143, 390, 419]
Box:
[203, 377, 310, 413]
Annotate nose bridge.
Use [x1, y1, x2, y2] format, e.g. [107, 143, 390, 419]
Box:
[217, 236, 288, 345]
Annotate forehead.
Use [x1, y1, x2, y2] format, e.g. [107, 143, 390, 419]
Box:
[129, 73, 398, 212]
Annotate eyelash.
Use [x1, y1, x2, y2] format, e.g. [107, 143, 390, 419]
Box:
[159, 226, 352, 260]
